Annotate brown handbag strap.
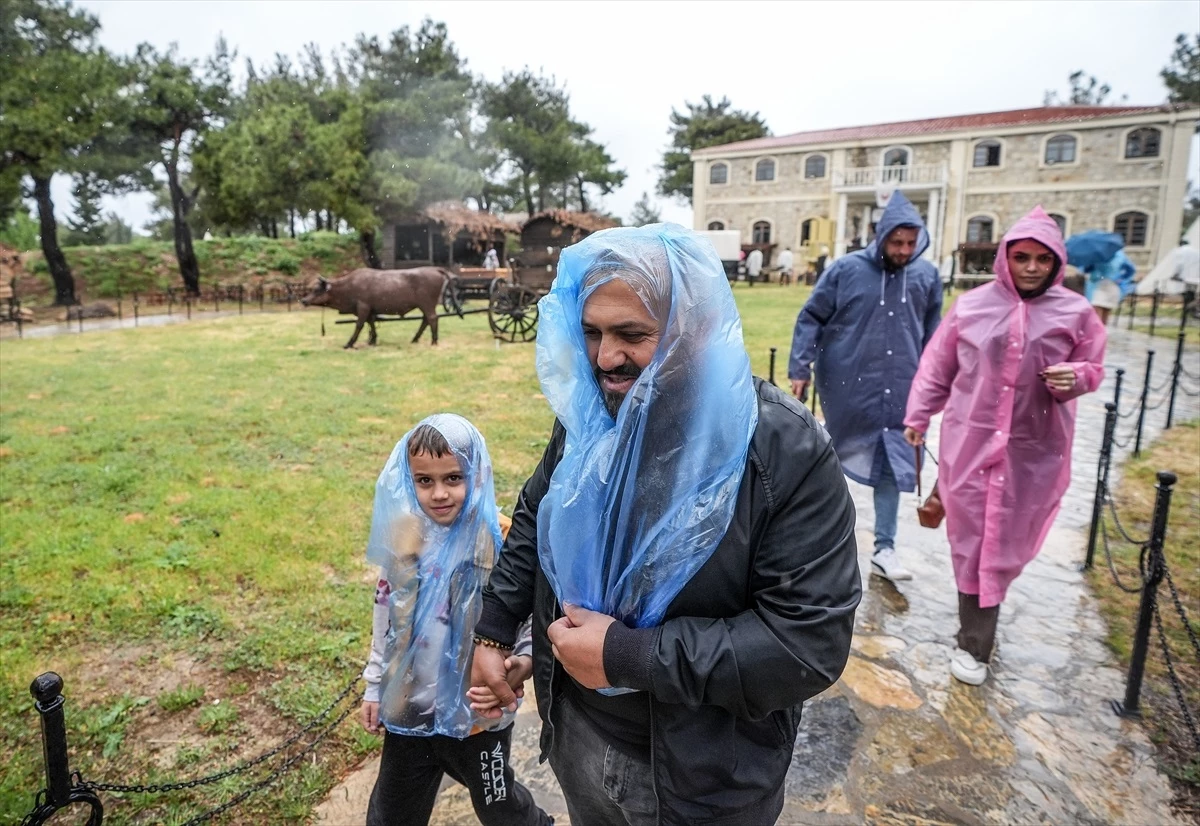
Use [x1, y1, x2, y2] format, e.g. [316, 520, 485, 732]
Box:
[915, 445, 923, 499]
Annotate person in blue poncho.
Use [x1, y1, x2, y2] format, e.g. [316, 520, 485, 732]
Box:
[469, 224, 861, 826]
[788, 191, 943, 583]
[360, 415, 551, 826]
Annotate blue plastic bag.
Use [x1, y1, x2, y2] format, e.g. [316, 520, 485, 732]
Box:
[365, 414, 510, 737]
[534, 223, 758, 633]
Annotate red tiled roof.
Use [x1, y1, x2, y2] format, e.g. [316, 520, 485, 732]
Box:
[693, 105, 1182, 155]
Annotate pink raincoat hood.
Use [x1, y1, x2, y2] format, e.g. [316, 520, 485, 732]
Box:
[904, 207, 1107, 608]
[992, 206, 1067, 298]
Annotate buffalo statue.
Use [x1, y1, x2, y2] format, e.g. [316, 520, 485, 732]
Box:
[300, 267, 449, 349]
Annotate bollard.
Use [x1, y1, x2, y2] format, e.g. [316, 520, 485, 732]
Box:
[1149, 289, 1160, 337]
[1084, 403, 1118, 569]
[1134, 350, 1154, 457]
[769, 347, 777, 385]
[1166, 331, 1185, 430]
[1127, 293, 1137, 331]
[133, 292, 139, 327]
[24, 672, 105, 825]
[286, 286, 293, 312]
[1112, 367, 1125, 414]
[1112, 471, 1176, 718]
[239, 285, 245, 315]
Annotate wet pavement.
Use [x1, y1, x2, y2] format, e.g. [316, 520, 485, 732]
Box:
[316, 324, 1198, 826]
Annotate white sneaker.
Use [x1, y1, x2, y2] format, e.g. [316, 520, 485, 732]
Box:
[950, 649, 988, 685]
[870, 547, 912, 581]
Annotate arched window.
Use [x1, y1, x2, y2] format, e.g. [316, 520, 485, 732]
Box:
[709, 163, 728, 185]
[882, 147, 909, 166]
[755, 159, 776, 182]
[804, 154, 827, 179]
[800, 218, 816, 244]
[752, 221, 771, 244]
[966, 216, 994, 244]
[707, 221, 725, 231]
[1113, 211, 1149, 247]
[1048, 213, 1068, 236]
[973, 140, 1002, 167]
[1044, 134, 1077, 165]
[1125, 128, 1161, 159]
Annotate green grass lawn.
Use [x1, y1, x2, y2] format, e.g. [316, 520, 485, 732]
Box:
[0, 282, 811, 824]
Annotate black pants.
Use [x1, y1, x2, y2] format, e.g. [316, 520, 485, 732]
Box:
[957, 592, 1000, 664]
[366, 727, 550, 826]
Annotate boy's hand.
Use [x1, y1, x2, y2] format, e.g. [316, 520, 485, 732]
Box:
[360, 701, 381, 734]
[467, 654, 533, 713]
[547, 604, 615, 690]
[504, 654, 533, 691]
[471, 644, 517, 719]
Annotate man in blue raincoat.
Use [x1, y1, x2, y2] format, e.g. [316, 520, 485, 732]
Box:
[788, 191, 942, 582]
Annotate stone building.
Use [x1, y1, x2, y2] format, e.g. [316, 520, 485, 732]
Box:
[691, 105, 1199, 275]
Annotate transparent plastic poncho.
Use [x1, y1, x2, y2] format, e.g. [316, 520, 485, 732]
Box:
[535, 223, 758, 633]
[365, 414, 512, 737]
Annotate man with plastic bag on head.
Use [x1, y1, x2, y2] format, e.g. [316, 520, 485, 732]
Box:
[903, 208, 1106, 686]
[469, 223, 861, 826]
[787, 191, 943, 583]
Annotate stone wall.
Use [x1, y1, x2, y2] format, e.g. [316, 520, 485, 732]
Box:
[704, 199, 831, 252]
[964, 127, 1164, 188]
[962, 188, 1161, 268]
[706, 154, 832, 201]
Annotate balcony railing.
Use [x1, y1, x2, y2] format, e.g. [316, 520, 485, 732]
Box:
[833, 163, 948, 189]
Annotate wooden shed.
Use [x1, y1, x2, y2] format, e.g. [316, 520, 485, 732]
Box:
[515, 210, 620, 271]
[381, 202, 518, 270]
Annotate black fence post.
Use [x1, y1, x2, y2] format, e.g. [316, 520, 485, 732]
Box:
[1134, 350, 1154, 457]
[1149, 289, 1160, 338]
[769, 347, 777, 385]
[133, 292, 139, 327]
[24, 672, 104, 825]
[239, 285, 245, 315]
[77, 310, 83, 334]
[1112, 367, 1125, 413]
[214, 287, 220, 313]
[186, 296, 192, 320]
[1085, 402, 1118, 570]
[1112, 471, 1176, 718]
[259, 285, 265, 313]
[116, 288, 122, 321]
[286, 285, 293, 312]
[1166, 330, 1185, 430]
[1128, 293, 1137, 331]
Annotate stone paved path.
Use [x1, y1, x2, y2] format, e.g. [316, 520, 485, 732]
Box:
[316, 325, 1198, 826]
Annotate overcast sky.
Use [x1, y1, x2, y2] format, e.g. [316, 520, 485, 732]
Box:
[61, 0, 1200, 233]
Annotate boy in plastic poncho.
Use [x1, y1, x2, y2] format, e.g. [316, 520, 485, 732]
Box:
[361, 415, 551, 826]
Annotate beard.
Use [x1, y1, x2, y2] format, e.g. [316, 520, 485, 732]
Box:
[595, 362, 642, 418]
[883, 252, 911, 272]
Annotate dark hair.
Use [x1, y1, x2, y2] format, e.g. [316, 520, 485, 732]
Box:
[407, 424, 452, 458]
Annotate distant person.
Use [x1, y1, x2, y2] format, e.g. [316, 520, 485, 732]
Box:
[360, 414, 551, 826]
[746, 247, 764, 284]
[904, 208, 1106, 685]
[1084, 249, 1135, 326]
[483, 247, 500, 270]
[778, 247, 795, 285]
[788, 192, 942, 582]
[814, 246, 829, 284]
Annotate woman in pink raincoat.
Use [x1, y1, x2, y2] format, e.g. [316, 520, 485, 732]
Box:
[903, 207, 1106, 686]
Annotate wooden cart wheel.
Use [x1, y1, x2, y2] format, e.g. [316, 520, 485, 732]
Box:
[488, 286, 540, 343]
[441, 279, 465, 317]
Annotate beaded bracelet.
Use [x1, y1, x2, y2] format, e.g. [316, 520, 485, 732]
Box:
[473, 634, 513, 651]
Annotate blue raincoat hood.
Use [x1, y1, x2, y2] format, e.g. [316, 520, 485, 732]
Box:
[865, 191, 930, 269]
[534, 223, 758, 630]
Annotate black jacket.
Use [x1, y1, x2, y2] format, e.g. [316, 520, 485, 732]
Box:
[477, 378, 861, 825]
